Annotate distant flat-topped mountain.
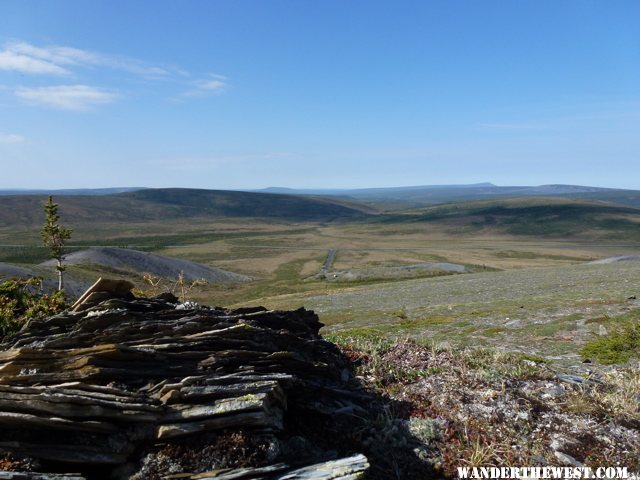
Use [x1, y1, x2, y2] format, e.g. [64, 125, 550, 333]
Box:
[256, 182, 497, 195]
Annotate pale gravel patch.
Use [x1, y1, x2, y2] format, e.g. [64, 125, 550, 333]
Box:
[40, 247, 251, 283]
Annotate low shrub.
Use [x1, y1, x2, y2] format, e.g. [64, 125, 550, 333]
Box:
[581, 317, 640, 364]
[0, 278, 67, 339]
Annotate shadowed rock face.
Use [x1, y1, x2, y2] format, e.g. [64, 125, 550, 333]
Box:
[0, 295, 371, 480]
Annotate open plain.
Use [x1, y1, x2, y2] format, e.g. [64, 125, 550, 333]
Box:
[2, 190, 640, 364]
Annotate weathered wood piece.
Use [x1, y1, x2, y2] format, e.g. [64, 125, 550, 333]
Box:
[70, 278, 135, 312]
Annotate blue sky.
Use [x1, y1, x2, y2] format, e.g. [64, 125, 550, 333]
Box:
[0, 0, 638, 189]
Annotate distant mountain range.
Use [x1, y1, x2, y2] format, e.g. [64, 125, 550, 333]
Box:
[253, 183, 640, 208]
[255, 182, 497, 195]
[4, 183, 639, 208]
[255, 183, 640, 203]
[1, 185, 639, 240]
[0, 187, 145, 196]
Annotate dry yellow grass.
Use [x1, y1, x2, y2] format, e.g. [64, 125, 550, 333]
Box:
[215, 249, 320, 277]
[146, 219, 640, 284]
[299, 258, 324, 277]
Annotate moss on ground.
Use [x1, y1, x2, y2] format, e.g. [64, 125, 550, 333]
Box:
[581, 309, 640, 364]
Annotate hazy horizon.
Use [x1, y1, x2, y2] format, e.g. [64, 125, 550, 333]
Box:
[1, 181, 639, 193]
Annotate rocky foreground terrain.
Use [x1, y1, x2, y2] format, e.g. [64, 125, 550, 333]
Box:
[336, 338, 639, 476]
[0, 280, 638, 479]
[0, 282, 424, 479]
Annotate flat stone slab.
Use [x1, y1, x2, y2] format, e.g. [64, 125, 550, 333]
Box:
[0, 293, 369, 478]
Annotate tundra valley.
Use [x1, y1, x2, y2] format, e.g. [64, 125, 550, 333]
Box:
[1, 184, 639, 478]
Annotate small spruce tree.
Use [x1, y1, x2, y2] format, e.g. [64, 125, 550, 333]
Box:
[41, 196, 73, 291]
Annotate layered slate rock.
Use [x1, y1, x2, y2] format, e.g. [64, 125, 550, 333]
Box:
[0, 293, 369, 480]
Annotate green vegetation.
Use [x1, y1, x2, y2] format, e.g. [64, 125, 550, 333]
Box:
[0, 189, 370, 227]
[393, 306, 408, 320]
[0, 245, 49, 264]
[581, 309, 640, 364]
[121, 188, 373, 218]
[481, 326, 507, 337]
[2, 191, 640, 241]
[0, 278, 66, 339]
[41, 196, 73, 290]
[517, 316, 579, 337]
[394, 198, 640, 239]
[492, 250, 588, 261]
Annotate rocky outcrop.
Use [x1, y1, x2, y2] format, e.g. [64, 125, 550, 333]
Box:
[0, 287, 370, 479]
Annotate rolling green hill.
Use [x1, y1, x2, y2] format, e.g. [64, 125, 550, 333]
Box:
[2, 189, 639, 241]
[119, 188, 375, 217]
[377, 197, 640, 240]
[0, 188, 373, 227]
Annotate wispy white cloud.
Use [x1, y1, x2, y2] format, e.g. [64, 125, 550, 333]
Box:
[1, 41, 228, 109]
[182, 75, 228, 97]
[7, 42, 97, 67]
[15, 85, 120, 111]
[0, 49, 70, 75]
[0, 41, 177, 79]
[0, 132, 25, 143]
